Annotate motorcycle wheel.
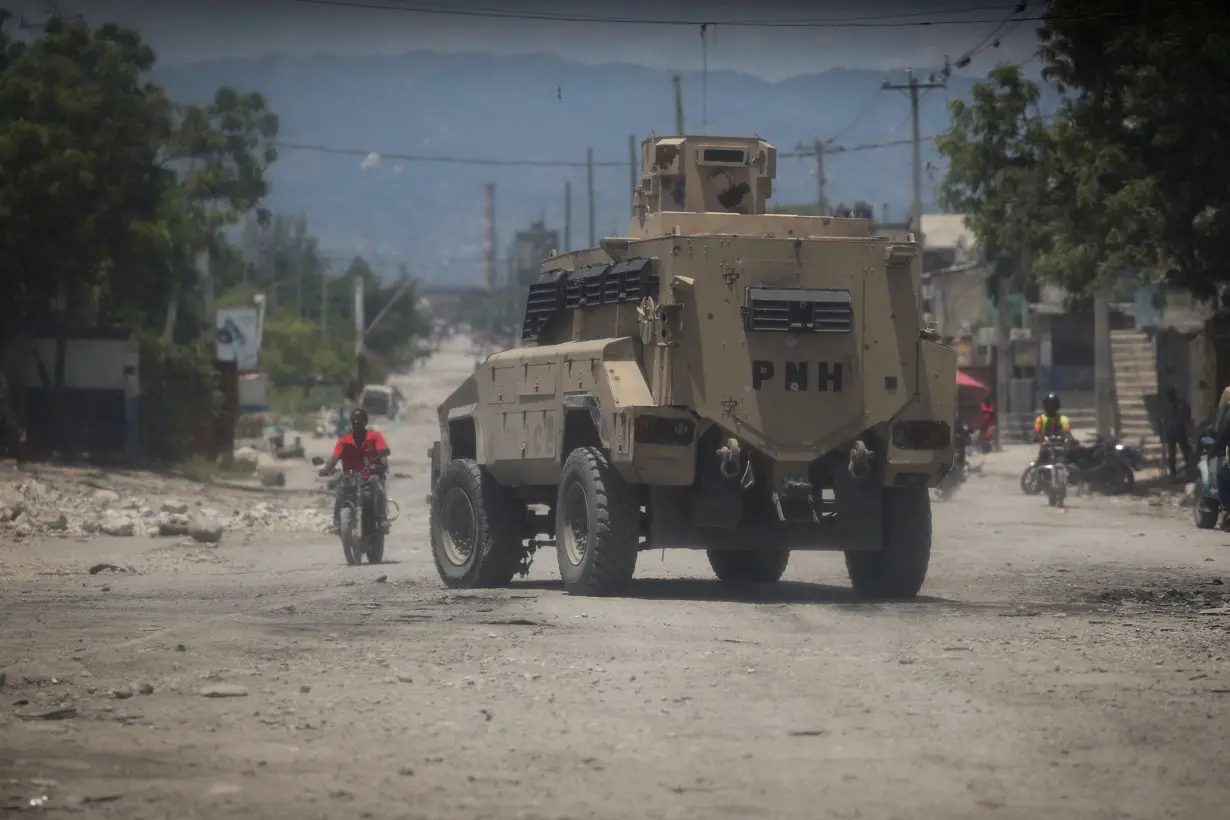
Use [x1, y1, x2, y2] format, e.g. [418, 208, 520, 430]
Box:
[1053, 467, 1067, 508]
[366, 533, 385, 564]
[1112, 462, 1135, 495]
[339, 504, 361, 566]
[1020, 466, 1042, 496]
[1194, 494, 1219, 530]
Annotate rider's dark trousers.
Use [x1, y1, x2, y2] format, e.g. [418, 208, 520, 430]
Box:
[333, 475, 388, 525]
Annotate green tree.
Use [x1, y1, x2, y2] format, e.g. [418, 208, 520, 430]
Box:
[935, 64, 1054, 297]
[0, 14, 174, 329]
[1037, 0, 1230, 297]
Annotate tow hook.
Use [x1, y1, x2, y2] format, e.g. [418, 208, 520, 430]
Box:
[716, 437, 742, 480]
[848, 440, 874, 482]
[715, 437, 756, 490]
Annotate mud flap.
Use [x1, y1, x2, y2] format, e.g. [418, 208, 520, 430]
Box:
[829, 463, 884, 550]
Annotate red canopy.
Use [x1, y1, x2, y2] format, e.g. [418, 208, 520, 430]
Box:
[956, 370, 989, 392]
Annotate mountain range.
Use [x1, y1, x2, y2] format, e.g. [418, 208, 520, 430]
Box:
[151, 52, 1059, 285]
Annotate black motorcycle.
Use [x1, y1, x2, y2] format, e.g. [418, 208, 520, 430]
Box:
[1020, 435, 1071, 507]
[312, 456, 385, 566]
[1067, 435, 1140, 495]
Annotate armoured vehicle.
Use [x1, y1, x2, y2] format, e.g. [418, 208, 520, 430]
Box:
[428, 135, 957, 598]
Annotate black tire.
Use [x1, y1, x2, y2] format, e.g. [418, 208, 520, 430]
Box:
[430, 458, 526, 588]
[1195, 496, 1219, 529]
[366, 533, 385, 564]
[707, 549, 790, 583]
[555, 446, 640, 596]
[1020, 466, 1042, 495]
[1112, 462, 1135, 494]
[339, 505, 360, 566]
[845, 487, 931, 600]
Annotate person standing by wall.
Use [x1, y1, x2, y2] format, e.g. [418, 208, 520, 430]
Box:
[1163, 386, 1193, 479]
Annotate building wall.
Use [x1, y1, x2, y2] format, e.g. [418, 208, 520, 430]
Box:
[931, 265, 987, 339]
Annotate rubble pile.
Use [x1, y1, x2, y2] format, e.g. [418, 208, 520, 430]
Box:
[0, 477, 330, 541]
[1094, 580, 1230, 613]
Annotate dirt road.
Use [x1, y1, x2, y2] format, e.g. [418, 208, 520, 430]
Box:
[3, 337, 1230, 820]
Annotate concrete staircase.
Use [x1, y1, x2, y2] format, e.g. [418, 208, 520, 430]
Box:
[1065, 408, 1098, 435]
[1110, 329, 1163, 464]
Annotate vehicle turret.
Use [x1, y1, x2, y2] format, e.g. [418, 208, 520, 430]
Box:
[633, 135, 775, 218]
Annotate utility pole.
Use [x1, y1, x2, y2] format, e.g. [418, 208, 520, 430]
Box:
[995, 270, 1011, 451]
[353, 273, 365, 384]
[484, 183, 497, 292]
[586, 147, 595, 247]
[320, 270, 328, 345]
[564, 181, 572, 252]
[882, 68, 945, 242]
[628, 134, 637, 218]
[1094, 287, 1113, 438]
[672, 75, 685, 135]
[813, 139, 827, 215]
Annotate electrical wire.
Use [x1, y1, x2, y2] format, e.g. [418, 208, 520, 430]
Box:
[381, 1, 1032, 26]
[284, 0, 1133, 29]
[273, 135, 932, 166]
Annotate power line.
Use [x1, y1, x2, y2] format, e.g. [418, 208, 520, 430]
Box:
[381, 1, 1027, 26]
[285, 1, 1132, 28]
[947, 1, 1031, 76]
[273, 136, 925, 167]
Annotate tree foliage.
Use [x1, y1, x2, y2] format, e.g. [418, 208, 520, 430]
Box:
[218, 223, 429, 394]
[935, 65, 1053, 295]
[1037, 0, 1230, 298]
[0, 13, 279, 334]
[939, 3, 1230, 298]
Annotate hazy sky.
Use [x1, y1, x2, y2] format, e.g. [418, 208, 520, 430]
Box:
[5, 0, 1044, 79]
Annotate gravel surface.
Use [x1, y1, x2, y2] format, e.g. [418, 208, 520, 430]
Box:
[2, 336, 1229, 820]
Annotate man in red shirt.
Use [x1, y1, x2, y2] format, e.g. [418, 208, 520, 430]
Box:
[318, 407, 392, 534]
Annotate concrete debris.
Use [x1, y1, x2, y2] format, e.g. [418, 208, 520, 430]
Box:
[0, 473, 331, 540]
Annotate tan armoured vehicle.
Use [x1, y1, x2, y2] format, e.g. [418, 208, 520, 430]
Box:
[428, 135, 957, 598]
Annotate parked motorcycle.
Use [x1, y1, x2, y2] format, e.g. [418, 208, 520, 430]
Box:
[312, 456, 385, 566]
[1067, 435, 1140, 495]
[1020, 435, 1070, 507]
[1193, 431, 1223, 529]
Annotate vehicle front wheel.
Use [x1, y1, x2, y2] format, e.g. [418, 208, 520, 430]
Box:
[845, 487, 931, 600]
[430, 458, 526, 588]
[555, 447, 641, 596]
[339, 505, 360, 566]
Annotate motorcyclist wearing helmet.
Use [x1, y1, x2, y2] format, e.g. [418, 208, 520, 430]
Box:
[1034, 393, 1073, 442]
[318, 407, 391, 535]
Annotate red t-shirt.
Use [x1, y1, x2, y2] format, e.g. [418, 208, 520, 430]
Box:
[332, 430, 390, 475]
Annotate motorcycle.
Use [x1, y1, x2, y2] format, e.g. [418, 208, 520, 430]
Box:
[1020, 435, 1070, 507]
[1066, 435, 1140, 495]
[312, 456, 385, 566]
[1193, 431, 1222, 529]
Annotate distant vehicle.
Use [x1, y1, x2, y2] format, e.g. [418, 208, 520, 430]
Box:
[426, 134, 957, 599]
[359, 384, 400, 419]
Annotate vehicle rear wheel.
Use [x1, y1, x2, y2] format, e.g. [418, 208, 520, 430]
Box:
[366, 533, 385, 564]
[707, 549, 790, 583]
[845, 487, 931, 600]
[555, 447, 640, 596]
[430, 458, 526, 588]
[1111, 462, 1135, 494]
